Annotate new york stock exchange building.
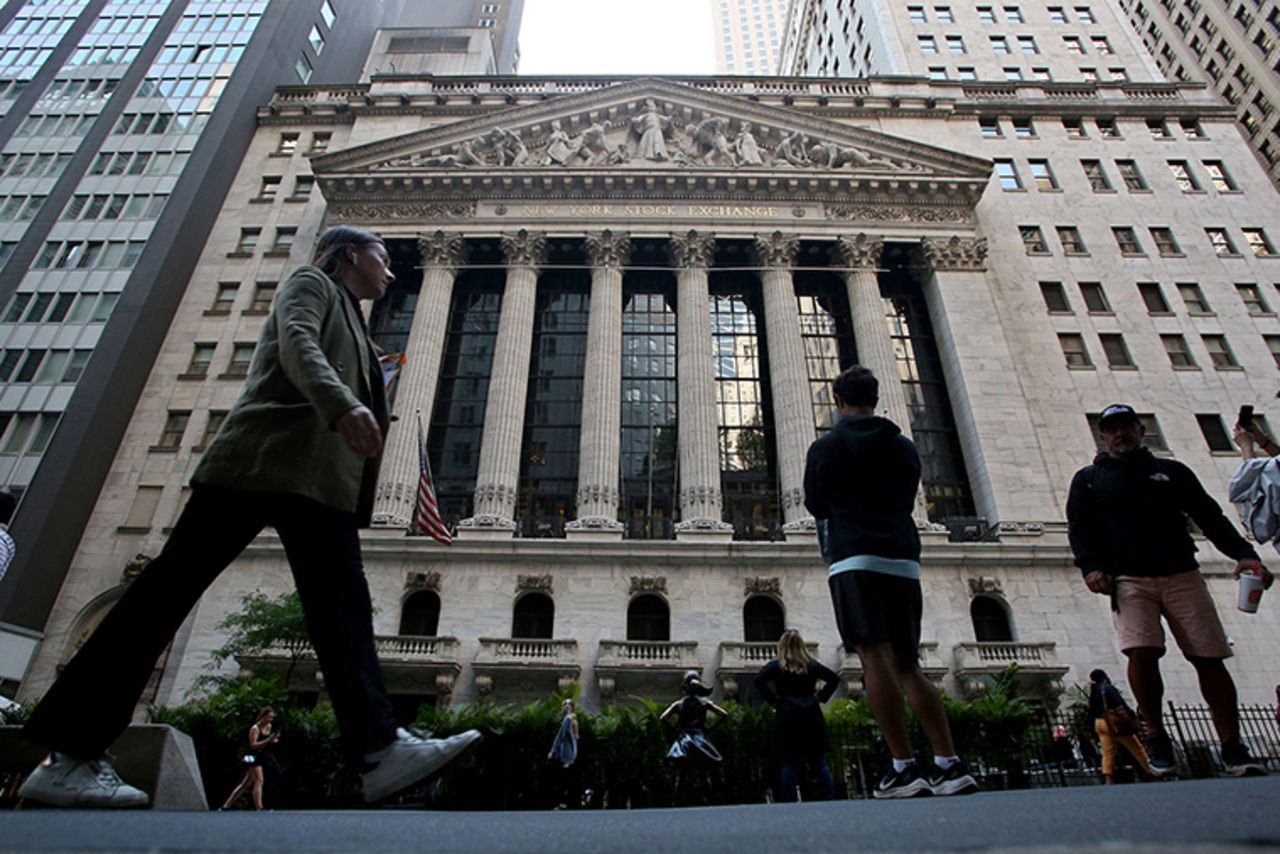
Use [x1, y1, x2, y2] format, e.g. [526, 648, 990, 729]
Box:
[20, 54, 1280, 719]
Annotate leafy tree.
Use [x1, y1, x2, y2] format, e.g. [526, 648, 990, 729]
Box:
[209, 591, 309, 690]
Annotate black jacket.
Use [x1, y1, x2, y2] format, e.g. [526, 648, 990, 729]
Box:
[803, 415, 921, 564]
[1066, 447, 1257, 579]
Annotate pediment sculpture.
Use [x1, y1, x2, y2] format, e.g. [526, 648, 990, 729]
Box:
[372, 101, 924, 174]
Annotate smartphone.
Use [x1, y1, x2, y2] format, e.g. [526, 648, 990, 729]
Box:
[1238, 404, 1254, 429]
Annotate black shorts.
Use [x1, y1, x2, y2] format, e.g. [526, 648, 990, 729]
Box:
[828, 570, 923, 669]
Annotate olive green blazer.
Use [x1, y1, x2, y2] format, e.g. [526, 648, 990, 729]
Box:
[192, 266, 389, 524]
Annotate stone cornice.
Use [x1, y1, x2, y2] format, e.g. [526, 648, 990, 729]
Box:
[309, 77, 992, 178]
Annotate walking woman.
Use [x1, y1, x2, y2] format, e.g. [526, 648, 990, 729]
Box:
[547, 698, 579, 809]
[753, 629, 839, 802]
[20, 226, 480, 808]
[221, 707, 280, 811]
[1090, 669, 1154, 784]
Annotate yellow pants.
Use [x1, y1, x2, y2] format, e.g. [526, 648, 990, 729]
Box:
[1095, 717, 1152, 776]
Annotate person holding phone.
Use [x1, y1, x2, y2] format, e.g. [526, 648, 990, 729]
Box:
[1069, 404, 1271, 778]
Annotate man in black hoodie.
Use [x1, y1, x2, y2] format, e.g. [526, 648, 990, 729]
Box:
[1067, 403, 1272, 777]
[804, 365, 977, 798]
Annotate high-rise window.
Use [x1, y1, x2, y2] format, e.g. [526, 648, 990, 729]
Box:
[1021, 226, 1049, 253]
[1040, 281, 1071, 312]
[1082, 159, 1112, 191]
[1161, 334, 1196, 368]
[1060, 334, 1091, 368]
[1167, 160, 1201, 191]
[1116, 160, 1147, 191]
[1149, 227, 1181, 256]
[1204, 227, 1238, 256]
[1112, 227, 1143, 255]
[1202, 335, 1239, 369]
[1196, 414, 1235, 452]
[1099, 334, 1135, 368]
[1057, 226, 1088, 254]
[1078, 281, 1111, 313]
[1237, 283, 1271, 315]
[1177, 282, 1212, 314]
[1202, 161, 1237, 191]
[1243, 228, 1277, 257]
[994, 159, 1022, 189]
[1138, 282, 1171, 314]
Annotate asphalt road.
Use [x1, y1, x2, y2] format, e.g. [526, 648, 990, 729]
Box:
[2, 776, 1278, 853]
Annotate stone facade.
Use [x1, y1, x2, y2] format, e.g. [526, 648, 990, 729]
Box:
[16, 71, 1280, 717]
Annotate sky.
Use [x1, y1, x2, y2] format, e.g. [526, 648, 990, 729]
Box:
[518, 0, 715, 76]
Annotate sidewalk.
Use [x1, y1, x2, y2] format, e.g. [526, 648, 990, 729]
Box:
[1, 776, 1277, 853]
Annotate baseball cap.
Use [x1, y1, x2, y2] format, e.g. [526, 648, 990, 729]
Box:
[1098, 403, 1139, 429]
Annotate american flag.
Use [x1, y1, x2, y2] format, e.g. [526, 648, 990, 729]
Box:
[412, 416, 452, 545]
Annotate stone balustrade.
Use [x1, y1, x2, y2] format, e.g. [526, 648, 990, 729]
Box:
[596, 640, 699, 669]
[952, 641, 1069, 704]
[474, 637, 578, 665]
[838, 642, 947, 697]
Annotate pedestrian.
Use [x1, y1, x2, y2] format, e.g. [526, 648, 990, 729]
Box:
[803, 365, 978, 799]
[1088, 670, 1153, 785]
[1067, 403, 1272, 778]
[1229, 423, 1280, 554]
[0, 490, 15, 586]
[661, 671, 728, 802]
[219, 707, 280, 811]
[752, 629, 839, 802]
[547, 698, 578, 809]
[18, 226, 481, 808]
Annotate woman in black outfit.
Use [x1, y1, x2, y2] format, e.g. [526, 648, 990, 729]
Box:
[753, 630, 839, 802]
[220, 707, 279, 810]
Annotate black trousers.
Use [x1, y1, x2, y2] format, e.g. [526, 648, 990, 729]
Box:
[24, 484, 398, 761]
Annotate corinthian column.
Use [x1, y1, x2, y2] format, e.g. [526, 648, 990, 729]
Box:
[373, 230, 464, 528]
[754, 232, 816, 533]
[835, 233, 930, 526]
[566, 230, 629, 540]
[457, 230, 546, 539]
[669, 230, 733, 541]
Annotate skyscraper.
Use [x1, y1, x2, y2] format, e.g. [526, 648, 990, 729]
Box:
[711, 0, 789, 75]
[1112, 0, 1280, 189]
[0, 0, 524, 692]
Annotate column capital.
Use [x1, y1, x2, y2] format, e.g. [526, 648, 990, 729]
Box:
[500, 229, 547, 268]
[668, 229, 716, 269]
[834, 233, 884, 270]
[585, 229, 631, 268]
[921, 235, 988, 272]
[418, 230, 466, 269]
[753, 231, 799, 268]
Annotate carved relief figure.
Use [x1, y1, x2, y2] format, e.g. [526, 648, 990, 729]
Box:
[631, 99, 673, 161]
[775, 131, 810, 167]
[489, 127, 528, 166]
[541, 120, 573, 166]
[735, 121, 764, 166]
[608, 142, 632, 164]
[689, 116, 736, 167]
[573, 120, 612, 165]
[808, 141, 893, 170]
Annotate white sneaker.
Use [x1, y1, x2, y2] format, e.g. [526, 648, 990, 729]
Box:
[18, 754, 149, 808]
[362, 728, 482, 803]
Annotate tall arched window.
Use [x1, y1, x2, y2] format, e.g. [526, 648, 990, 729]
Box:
[970, 595, 1013, 642]
[399, 590, 441, 636]
[626, 594, 670, 641]
[512, 592, 554, 639]
[743, 595, 785, 642]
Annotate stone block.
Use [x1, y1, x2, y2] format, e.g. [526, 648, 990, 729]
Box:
[0, 724, 207, 811]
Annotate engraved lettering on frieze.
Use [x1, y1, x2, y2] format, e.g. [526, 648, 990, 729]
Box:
[630, 576, 668, 595]
[328, 201, 476, 221]
[517, 574, 553, 593]
[745, 576, 781, 596]
[922, 236, 989, 271]
[406, 571, 441, 592]
[967, 576, 1003, 595]
[825, 204, 971, 224]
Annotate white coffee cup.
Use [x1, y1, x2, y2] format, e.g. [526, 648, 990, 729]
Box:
[1238, 568, 1265, 613]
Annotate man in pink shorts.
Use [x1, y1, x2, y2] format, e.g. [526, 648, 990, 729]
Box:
[1067, 404, 1274, 777]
